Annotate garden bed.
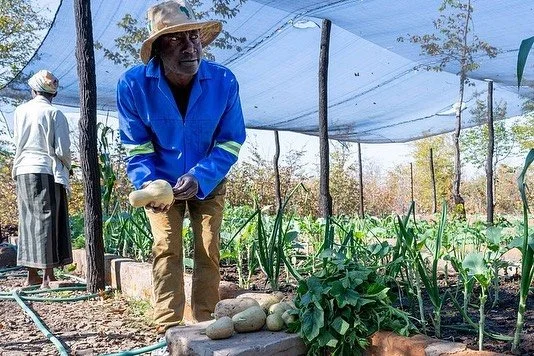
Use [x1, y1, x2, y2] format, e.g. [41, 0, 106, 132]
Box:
[1, 261, 532, 355]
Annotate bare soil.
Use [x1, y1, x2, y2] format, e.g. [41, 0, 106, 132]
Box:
[0, 270, 155, 356]
[220, 263, 534, 355]
[433, 278, 534, 355]
[1, 259, 532, 355]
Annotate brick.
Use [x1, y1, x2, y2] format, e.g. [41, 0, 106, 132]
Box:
[118, 261, 153, 300]
[166, 321, 307, 356]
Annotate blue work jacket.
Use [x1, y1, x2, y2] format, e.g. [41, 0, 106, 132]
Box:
[117, 58, 246, 199]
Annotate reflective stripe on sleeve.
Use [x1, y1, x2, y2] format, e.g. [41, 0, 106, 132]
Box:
[215, 141, 242, 157]
[123, 141, 155, 157]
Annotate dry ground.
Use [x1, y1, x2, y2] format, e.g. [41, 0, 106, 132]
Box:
[0, 270, 156, 356]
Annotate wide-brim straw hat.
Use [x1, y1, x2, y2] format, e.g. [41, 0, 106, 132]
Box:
[140, 0, 222, 64]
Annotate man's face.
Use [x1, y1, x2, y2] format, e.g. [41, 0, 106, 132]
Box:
[157, 30, 203, 77]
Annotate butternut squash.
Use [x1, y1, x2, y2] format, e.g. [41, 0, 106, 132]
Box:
[205, 316, 234, 340]
[213, 297, 260, 320]
[232, 306, 266, 333]
[128, 179, 174, 207]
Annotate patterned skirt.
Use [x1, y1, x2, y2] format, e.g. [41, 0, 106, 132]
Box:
[16, 173, 72, 269]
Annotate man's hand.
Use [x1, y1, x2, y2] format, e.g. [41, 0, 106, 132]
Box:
[146, 201, 173, 214]
[141, 180, 174, 213]
[173, 173, 199, 200]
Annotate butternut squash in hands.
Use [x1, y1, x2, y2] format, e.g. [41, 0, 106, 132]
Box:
[128, 179, 174, 207]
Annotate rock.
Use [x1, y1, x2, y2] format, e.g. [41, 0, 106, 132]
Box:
[49, 281, 80, 289]
[0, 243, 17, 268]
[219, 281, 243, 300]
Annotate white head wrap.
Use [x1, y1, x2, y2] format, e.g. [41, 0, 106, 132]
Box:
[28, 70, 59, 95]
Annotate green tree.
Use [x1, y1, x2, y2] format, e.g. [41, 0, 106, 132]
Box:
[0, 0, 49, 85]
[95, 0, 247, 67]
[0, 110, 14, 153]
[329, 141, 360, 216]
[412, 135, 454, 214]
[511, 100, 534, 151]
[461, 99, 515, 170]
[400, 0, 497, 218]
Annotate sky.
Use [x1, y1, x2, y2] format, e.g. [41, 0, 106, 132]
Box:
[242, 128, 413, 173]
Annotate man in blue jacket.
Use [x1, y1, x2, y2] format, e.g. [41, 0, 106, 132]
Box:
[117, 0, 246, 335]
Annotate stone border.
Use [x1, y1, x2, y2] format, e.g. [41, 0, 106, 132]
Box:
[165, 327, 505, 356]
[71, 249, 241, 321]
[366, 332, 505, 356]
[71, 249, 506, 355]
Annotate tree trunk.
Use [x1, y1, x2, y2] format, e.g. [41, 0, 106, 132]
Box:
[429, 148, 437, 214]
[74, 0, 104, 292]
[273, 131, 282, 211]
[318, 19, 332, 218]
[486, 80, 494, 226]
[358, 142, 364, 218]
[452, 1, 473, 220]
[453, 72, 466, 220]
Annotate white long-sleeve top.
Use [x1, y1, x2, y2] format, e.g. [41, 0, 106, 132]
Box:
[12, 95, 72, 190]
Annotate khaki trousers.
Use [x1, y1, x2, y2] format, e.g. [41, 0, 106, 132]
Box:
[145, 181, 225, 333]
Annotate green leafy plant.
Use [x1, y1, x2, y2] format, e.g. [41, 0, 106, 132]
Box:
[254, 185, 304, 290]
[517, 36, 534, 87]
[292, 251, 414, 356]
[512, 149, 534, 352]
[462, 252, 493, 350]
[0, 0, 50, 86]
[220, 206, 259, 288]
[395, 202, 448, 337]
[95, 0, 246, 67]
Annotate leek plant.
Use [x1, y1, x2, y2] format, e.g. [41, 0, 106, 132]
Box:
[254, 185, 304, 290]
[512, 149, 534, 353]
[219, 207, 260, 288]
[97, 121, 117, 216]
[395, 202, 448, 337]
[103, 206, 152, 261]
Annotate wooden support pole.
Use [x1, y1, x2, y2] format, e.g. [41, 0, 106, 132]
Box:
[358, 142, 364, 218]
[273, 131, 282, 211]
[318, 19, 332, 218]
[74, 0, 104, 292]
[486, 80, 494, 226]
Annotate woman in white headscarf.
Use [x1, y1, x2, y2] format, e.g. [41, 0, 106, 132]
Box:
[12, 70, 73, 288]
